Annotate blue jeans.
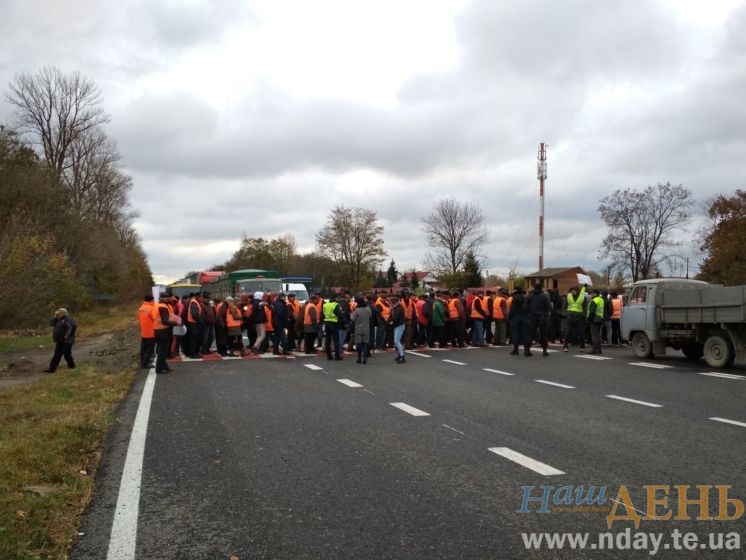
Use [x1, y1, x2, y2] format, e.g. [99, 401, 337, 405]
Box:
[472, 319, 484, 346]
[393, 323, 405, 357]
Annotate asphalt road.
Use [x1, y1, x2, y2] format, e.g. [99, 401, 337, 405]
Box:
[72, 344, 746, 560]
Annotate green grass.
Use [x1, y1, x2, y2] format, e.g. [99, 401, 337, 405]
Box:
[0, 365, 136, 559]
[0, 303, 139, 559]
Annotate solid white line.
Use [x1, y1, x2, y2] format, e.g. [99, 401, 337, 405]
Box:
[699, 372, 744, 380]
[628, 362, 672, 369]
[106, 370, 157, 560]
[535, 380, 575, 389]
[709, 417, 746, 428]
[406, 351, 432, 358]
[304, 364, 323, 371]
[488, 447, 565, 476]
[442, 424, 465, 435]
[573, 354, 613, 361]
[483, 368, 515, 376]
[337, 378, 363, 388]
[606, 394, 663, 408]
[390, 402, 431, 417]
[442, 359, 467, 366]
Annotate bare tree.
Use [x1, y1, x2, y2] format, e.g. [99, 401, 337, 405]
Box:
[315, 206, 386, 289]
[598, 182, 693, 281]
[6, 66, 109, 178]
[421, 197, 487, 275]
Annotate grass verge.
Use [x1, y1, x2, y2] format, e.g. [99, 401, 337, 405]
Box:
[0, 304, 138, 354]
[0, 365, 136, 559]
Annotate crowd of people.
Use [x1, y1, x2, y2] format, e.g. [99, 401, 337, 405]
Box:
[137, 284, 626, 374]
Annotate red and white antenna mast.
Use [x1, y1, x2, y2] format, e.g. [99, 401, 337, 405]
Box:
[537, 142, 547, 271]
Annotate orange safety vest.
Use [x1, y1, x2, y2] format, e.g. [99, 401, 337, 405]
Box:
[493, 296, 505, 320]
[349, 299, 357, 312]
[304, 302, 316, 325]
[243, 302, 253, 319]
[152, 302, 171, 330]
[506, 296, 513, 314]
[416, 299, 428, 325]
[448, 298, 460, 320]
[402, 298, 413, 320]
[138, 301, 155, 338]
[611, 298, 622, 320]
[289, 300, 301, 318]
[226, 304, 243, 329]
[187, 298, 202, 324]
[376, 297, 391, 321]
[264, 305, 274, 331]
[470, 296, 487, 319]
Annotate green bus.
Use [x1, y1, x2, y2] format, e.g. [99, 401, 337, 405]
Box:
[207, 269, 283, 300]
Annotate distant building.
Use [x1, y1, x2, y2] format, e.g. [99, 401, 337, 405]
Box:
[524, 266, 587, 293]
[399, 271, 438, 290]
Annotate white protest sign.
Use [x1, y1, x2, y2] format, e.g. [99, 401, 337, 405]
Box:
[576, 273, 592, 286]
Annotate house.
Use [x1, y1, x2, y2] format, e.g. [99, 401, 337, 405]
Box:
[524, 266, 587, 294]
[399, 271, 438, 290]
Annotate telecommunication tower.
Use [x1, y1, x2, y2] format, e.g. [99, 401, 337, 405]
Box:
[537, 142, 547, 271]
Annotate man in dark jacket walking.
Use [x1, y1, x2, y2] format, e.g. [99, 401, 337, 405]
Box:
[526, 283, 552, 357]
[45, 308, 77, 372]
[272, 293, 290, 354]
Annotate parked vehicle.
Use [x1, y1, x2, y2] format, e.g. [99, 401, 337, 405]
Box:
[207, 269, 282, 300]
[621, 278, 746, 368]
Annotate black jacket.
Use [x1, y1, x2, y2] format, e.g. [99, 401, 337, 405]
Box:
[51, 315, 77, 344]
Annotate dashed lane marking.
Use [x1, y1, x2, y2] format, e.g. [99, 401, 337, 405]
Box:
[406, 351, 432, 358]
[304, 364, 324, 371]
[628, 362, 672, 369]
[535, 380, 575, 389]
[442, 424, 465, 435]
[573, 354, 613, 361]
[389, 402, 431, 417]
[488, 447, 565, 476]
[709, 417, 746, 428]
[605, 394, 662, 408]
[699, 372, 744, 380]
[337, 379, 363, 388]
[442, 359, 467, 366]
[483, 368, 515, 376]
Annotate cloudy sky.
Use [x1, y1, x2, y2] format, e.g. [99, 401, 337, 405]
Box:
[2, 0, 745, 283]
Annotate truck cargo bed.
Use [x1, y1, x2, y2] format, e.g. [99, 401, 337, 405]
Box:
[659, 285, 746, 323]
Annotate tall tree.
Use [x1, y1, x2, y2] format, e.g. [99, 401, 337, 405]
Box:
[386, 259, 398, 286]
[223, 235, 297, 273]
[598, 182, 693, 281]
[315, 206, 386, 290]
[421, 197, 487, 275]
[6, 66, 109, 179]
[698, 190, 746, 285]
[463, 250, 483, 287]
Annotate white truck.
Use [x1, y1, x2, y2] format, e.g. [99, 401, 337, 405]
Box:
[621, 278, 746, 368]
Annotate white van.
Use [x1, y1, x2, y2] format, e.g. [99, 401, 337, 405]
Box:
[282, 282, 310, 303]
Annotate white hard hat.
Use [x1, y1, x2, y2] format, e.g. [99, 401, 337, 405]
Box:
[254, 291, 264, 300]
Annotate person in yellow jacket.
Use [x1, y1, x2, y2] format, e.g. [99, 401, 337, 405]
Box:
[563, 284, 587, 352]
[587, 288, 606, 354]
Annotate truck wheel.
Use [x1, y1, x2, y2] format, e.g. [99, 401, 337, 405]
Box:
[682, 342, 704, 360]
[631, 332, 653, 359]
[703, 335, 735, 368]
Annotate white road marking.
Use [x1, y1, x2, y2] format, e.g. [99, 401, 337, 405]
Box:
[442, 424, 465, 435]
[442, 359, 467, 366]
[304, 364, 324, 371]
[483, 368, 515, 376]
[709, 417, 746, 428]
[628, 362, 672, 369]
[390, 402, 431, 417]
[699, 372, 744, 380]
[363, 389, 376, 396]
[337, 379, 363, 388]
[606, 394, 662, 408]
[488, 447, 565, 476]
[535, 380, 575, 389]
[573, 354, 613, 361]
[406, 351, 432, 358]
[106, 370, 156, 560]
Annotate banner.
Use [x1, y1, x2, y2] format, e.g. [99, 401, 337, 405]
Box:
[576, 273, 592, 286]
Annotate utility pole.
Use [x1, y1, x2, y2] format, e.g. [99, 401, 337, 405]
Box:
[537, 142, 547, 271]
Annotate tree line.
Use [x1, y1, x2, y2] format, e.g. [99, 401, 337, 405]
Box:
[1, 67, 151, 328]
